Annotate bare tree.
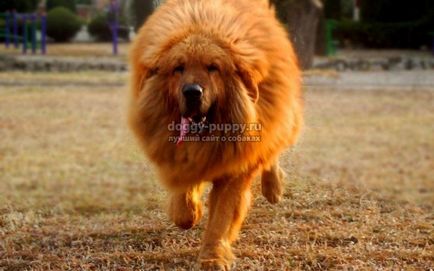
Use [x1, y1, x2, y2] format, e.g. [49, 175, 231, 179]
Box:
[130, 0, 165, 30]
[131, 0, 154, 31]
[271, 0, 323, 69]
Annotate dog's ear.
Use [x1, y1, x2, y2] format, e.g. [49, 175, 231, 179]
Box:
[130, 66, 150, 98]
[236, 62, 261, 103]
[130, 63, 160, 98]
[130, 39, 161, 98]
[232, 42, 269, 103]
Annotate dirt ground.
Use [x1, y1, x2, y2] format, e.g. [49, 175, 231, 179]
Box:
[0, 72, 433, 270]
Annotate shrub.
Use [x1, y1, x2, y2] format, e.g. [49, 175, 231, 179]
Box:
[76, 0, 91, 4]
[88, 14, 129, 42]
[360, 0, 430, 23]
[46, 0, 76, 12]
[46, 7, 82, 42]
[130, 0, 155, 31]
[0, 0, 38, 13]
[334, 14, 433, 49]
[88, 14, 112, 41]
[0, 17, 37, 43]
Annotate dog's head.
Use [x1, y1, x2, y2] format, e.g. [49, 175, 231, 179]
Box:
[162, 34, 229, 125]
[134, 32, 269, 138]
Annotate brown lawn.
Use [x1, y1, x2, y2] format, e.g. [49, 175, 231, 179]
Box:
[0, 43, 129, 58]
[0, 72, 433, 270]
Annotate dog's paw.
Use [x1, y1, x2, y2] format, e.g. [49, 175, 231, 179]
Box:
[198, 241, 234, 271]
[198, 259, 230, 271]
[261, 167, 286, 204]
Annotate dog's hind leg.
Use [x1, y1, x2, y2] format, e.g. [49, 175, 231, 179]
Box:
[261, 160, 285, 204]
[167, 183, 205, 230]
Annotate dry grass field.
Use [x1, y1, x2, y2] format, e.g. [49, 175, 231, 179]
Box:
[0, 43, 129, 58]
[0, 72, 433, 270]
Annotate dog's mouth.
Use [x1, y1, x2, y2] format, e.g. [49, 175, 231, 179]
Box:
[176, 113, 208, 146]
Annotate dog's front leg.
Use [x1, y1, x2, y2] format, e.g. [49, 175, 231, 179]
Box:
[199, 172, 255, 270]
[167, 183, 204, 230]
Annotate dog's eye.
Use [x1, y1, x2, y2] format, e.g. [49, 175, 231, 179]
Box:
[174, 65, 185, 74]
[148, 67, 159, 78]
[207, 64, 219, 73]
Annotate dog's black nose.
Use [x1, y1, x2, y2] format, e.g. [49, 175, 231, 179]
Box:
[182, 84, 203, 100]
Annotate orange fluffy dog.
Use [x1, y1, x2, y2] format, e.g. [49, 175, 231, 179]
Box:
[129, 0, 302, 269]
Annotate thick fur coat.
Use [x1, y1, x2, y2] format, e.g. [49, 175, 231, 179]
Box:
[129, 0, 302, 269]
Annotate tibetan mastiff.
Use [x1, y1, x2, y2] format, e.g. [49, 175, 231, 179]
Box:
[129, 0, 302, 269]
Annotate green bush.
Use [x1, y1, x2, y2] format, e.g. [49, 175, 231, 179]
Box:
[88, 14, 129, 42]
[76, 0, 91, 4]
[46, 7, 82, 42]
[360, 0, 430, 23]
[46, 0, 76, 12]
[130, 0, 155, 31]
[335, 15, 433, 49]
[88, 14, 112, 41]
[0, 18, 38, 43]
[0, 0, 38, 13]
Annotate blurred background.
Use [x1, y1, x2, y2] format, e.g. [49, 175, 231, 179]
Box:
[1, 0, 433, 68]
[0, 0, 433, 270]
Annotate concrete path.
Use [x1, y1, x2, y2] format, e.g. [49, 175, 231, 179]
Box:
[1, 71, 433, 90]
[304, 71, 434, 91]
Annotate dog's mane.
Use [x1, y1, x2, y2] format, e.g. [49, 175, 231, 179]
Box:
[129, 0, 302, 191]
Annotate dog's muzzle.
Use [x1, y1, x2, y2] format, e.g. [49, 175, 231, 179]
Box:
[182, 84, 203, 110]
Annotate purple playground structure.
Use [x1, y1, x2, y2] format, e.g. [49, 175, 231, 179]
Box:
[1, 10, 47, 55]
[109, 0, 120, 55]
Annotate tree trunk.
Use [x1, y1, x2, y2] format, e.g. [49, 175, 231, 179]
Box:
[131, 0, 154, 31]
[315, 10, 327, 56]
[271, 0, 323, 69]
